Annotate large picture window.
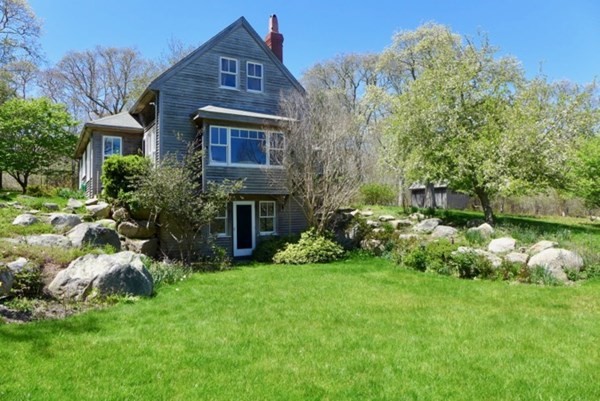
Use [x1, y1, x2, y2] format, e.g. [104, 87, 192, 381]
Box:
[247, 62, 263, 92]
[259, 201, 276, 234]
[220, 57, 238, 89]
[103, 136, 122, 160]
[209, 126, 283, 167]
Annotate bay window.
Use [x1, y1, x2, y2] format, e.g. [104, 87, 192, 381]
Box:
[209, 126, 283, 167]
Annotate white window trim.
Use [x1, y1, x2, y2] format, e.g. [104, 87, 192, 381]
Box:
[219, 57, 239, 90]
[259, 201, 277, 235]
[246, 61, 263, 93]
[102, 136, 122, 161]
[208, 125, 284, 169]
[211, 208, 229, 238]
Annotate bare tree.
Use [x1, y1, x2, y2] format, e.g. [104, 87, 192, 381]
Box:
[39, 46, 153, 120]
[279, 90, 363, 233]
[0, 0, 41, 65]
[5, 59, 37, 97]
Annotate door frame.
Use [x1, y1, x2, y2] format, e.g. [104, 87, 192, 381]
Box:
[233, 201, 255, 257]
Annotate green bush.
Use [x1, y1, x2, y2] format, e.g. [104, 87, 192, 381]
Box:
[399, 240, 458, 276]
[54, 187, 86, 200]
[273, 229, 344, 264]
[448, 251, 494, 279]
[253, 235, 300, 263]
[101, 155, 151, 202]
[145, 259, 192, 288]
[360, 183, 396, 205]
[26, 185, 53, 197]
[10, 265, 43, 298]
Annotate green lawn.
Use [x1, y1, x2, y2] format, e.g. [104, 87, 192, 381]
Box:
[2, 257, 599, 400]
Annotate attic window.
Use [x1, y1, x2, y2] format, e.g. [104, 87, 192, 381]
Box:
[220, 57, 238, 89]
[247, 62, 263, 92]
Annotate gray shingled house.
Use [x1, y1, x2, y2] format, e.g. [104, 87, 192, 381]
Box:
[74, 16, 308, 257]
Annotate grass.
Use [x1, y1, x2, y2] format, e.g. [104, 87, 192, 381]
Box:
[1, 256, 600, 400]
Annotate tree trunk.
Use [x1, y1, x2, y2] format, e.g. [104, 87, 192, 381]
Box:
[397, 177, 405, 207]
[0, 170, 2, 190]
[424, 182, 436, 209]
[475, 189, 494, 225]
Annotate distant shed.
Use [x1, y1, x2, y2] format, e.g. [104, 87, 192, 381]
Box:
[409, 183, 470, 210]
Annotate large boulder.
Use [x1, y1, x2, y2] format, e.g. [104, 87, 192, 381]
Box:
[389, 219, 413, 229]
[467, 223, 495, 238]
[48, 213, 82, 231]
[455, 247, 502, 268]
[47, 251, 153, 300]
[125, 238, 158, 258]
[43, 203, 59, 211]
[118, 220, 157, 239]
[66, 223, 121, 251]
[528, 240, 558, 255]
[25, 234, 72, 248]
[96, 219, 117, 230]
[378, 215, 396, 222]
[86, 202, 110, 219]
[111, 207, 130, 223]
[12, 213, 38, 226]
[488, 237, 516, 254]
[7, 257, 35, 273]
[413, 218, 441, 234]
[504, 252, 529, 265]
[85, 198, 98, 206]
[431, 225, 458, 239]
[527, 248, 584, 282]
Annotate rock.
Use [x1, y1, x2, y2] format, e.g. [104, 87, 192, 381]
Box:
[26, 209, 40, 214]
[360, 210, 374, 217]
[413, 218, 441, 233]
[25, 234, 72, 248]
[398, 233, 420, 241]
[360, 239, 384, 255]
[47, 251, 153, 300]
[0, 264, 13, 296]
[455, 247, 502, 268]
[7, 257, 32, 273]
[409, 212, 425, 221]
[12, 213, 38, 226]
[66, 223, 121, 251]
[488, 237, 516, 254]
[112, 207, 130, 223]
[125, 238, 158, 257]
[372, 228, 384, 234]
[118, 220, 157, 239]
[528, 240, 558, 255]
[97, 219, 117, 230]
[48, 213, 82, 230]
[467, 223, 495, 238]
[43, 203, 59, 211]
[431, 225, 458, 239]
[505, 252, 529, 265]
[466, 219, 486, 228]
[527, 248, 584, 282]
[85, 198, 98, 206]
[389, 219, 413, 229]
[366, 220, 380, 228]
[67, 198, 84, 209]
[349, 209, 360, 217]
[86, 202, 110, 219]
[378, 215, 396, 222]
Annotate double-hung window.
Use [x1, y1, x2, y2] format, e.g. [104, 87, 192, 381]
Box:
[259, 201, 276, 234]
[103, 136, 122, 160]
[209, 126, 283, 167]
[247, 62, 263, 92]
[220, 57, 238, 89]
[211, 207, 228, 237]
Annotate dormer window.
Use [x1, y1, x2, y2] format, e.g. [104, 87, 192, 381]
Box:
[247, 62, 263, 92]
[220, 57, 238, 89]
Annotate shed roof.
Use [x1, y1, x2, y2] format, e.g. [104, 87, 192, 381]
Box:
[192, 105, 293, 125]
[74, 112, 143, 158]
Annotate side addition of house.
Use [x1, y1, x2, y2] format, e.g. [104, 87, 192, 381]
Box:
[74, 15, 308, 258]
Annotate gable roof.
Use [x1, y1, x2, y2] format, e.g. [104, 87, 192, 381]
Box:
[74, 112, 143, 158]
[146, 16, 304, 93]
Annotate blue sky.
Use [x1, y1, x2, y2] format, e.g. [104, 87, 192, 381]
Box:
[29, 0, 599, 84]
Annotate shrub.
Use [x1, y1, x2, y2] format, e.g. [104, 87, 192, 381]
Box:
[26, 185, 53, 197]
[399, 240, 458, 276]
[360, 183, 396, 205]
[101, 155, 151, 202]
[448, 251, 494, 279]
[465, 230, 487, 246]
[273, 229, 344, 264]
[10, 265, 43, 298]
[54, 187, 86, 200]
[145, 259, 192, 288]
[526, 266, 561, 286]
[253, 234, 300, 263]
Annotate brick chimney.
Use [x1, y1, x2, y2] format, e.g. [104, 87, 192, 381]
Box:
[265, 14, 284, 63]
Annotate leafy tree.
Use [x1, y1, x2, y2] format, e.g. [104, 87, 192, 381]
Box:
[134, 144, 243, 264]
[385, 23, 597, 224]
[0, 97, 77, 193]
[570, 136, 600, 209]
[101, 154, 151, 201]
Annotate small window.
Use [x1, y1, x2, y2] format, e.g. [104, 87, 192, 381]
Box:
[220, 57, 238, 89]
[259, 201, 276, 234]
[103, 136, 122, 160]
[247, 62, 263, 92]
[211, 207, 228, 237]
[210, 126, 228, 164]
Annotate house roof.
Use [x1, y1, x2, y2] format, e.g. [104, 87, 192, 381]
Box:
[192, 105, 294, 126]
[409, 182, 449, 190]
[74, 112, 143, 158]
[131, 16, 303, 111]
